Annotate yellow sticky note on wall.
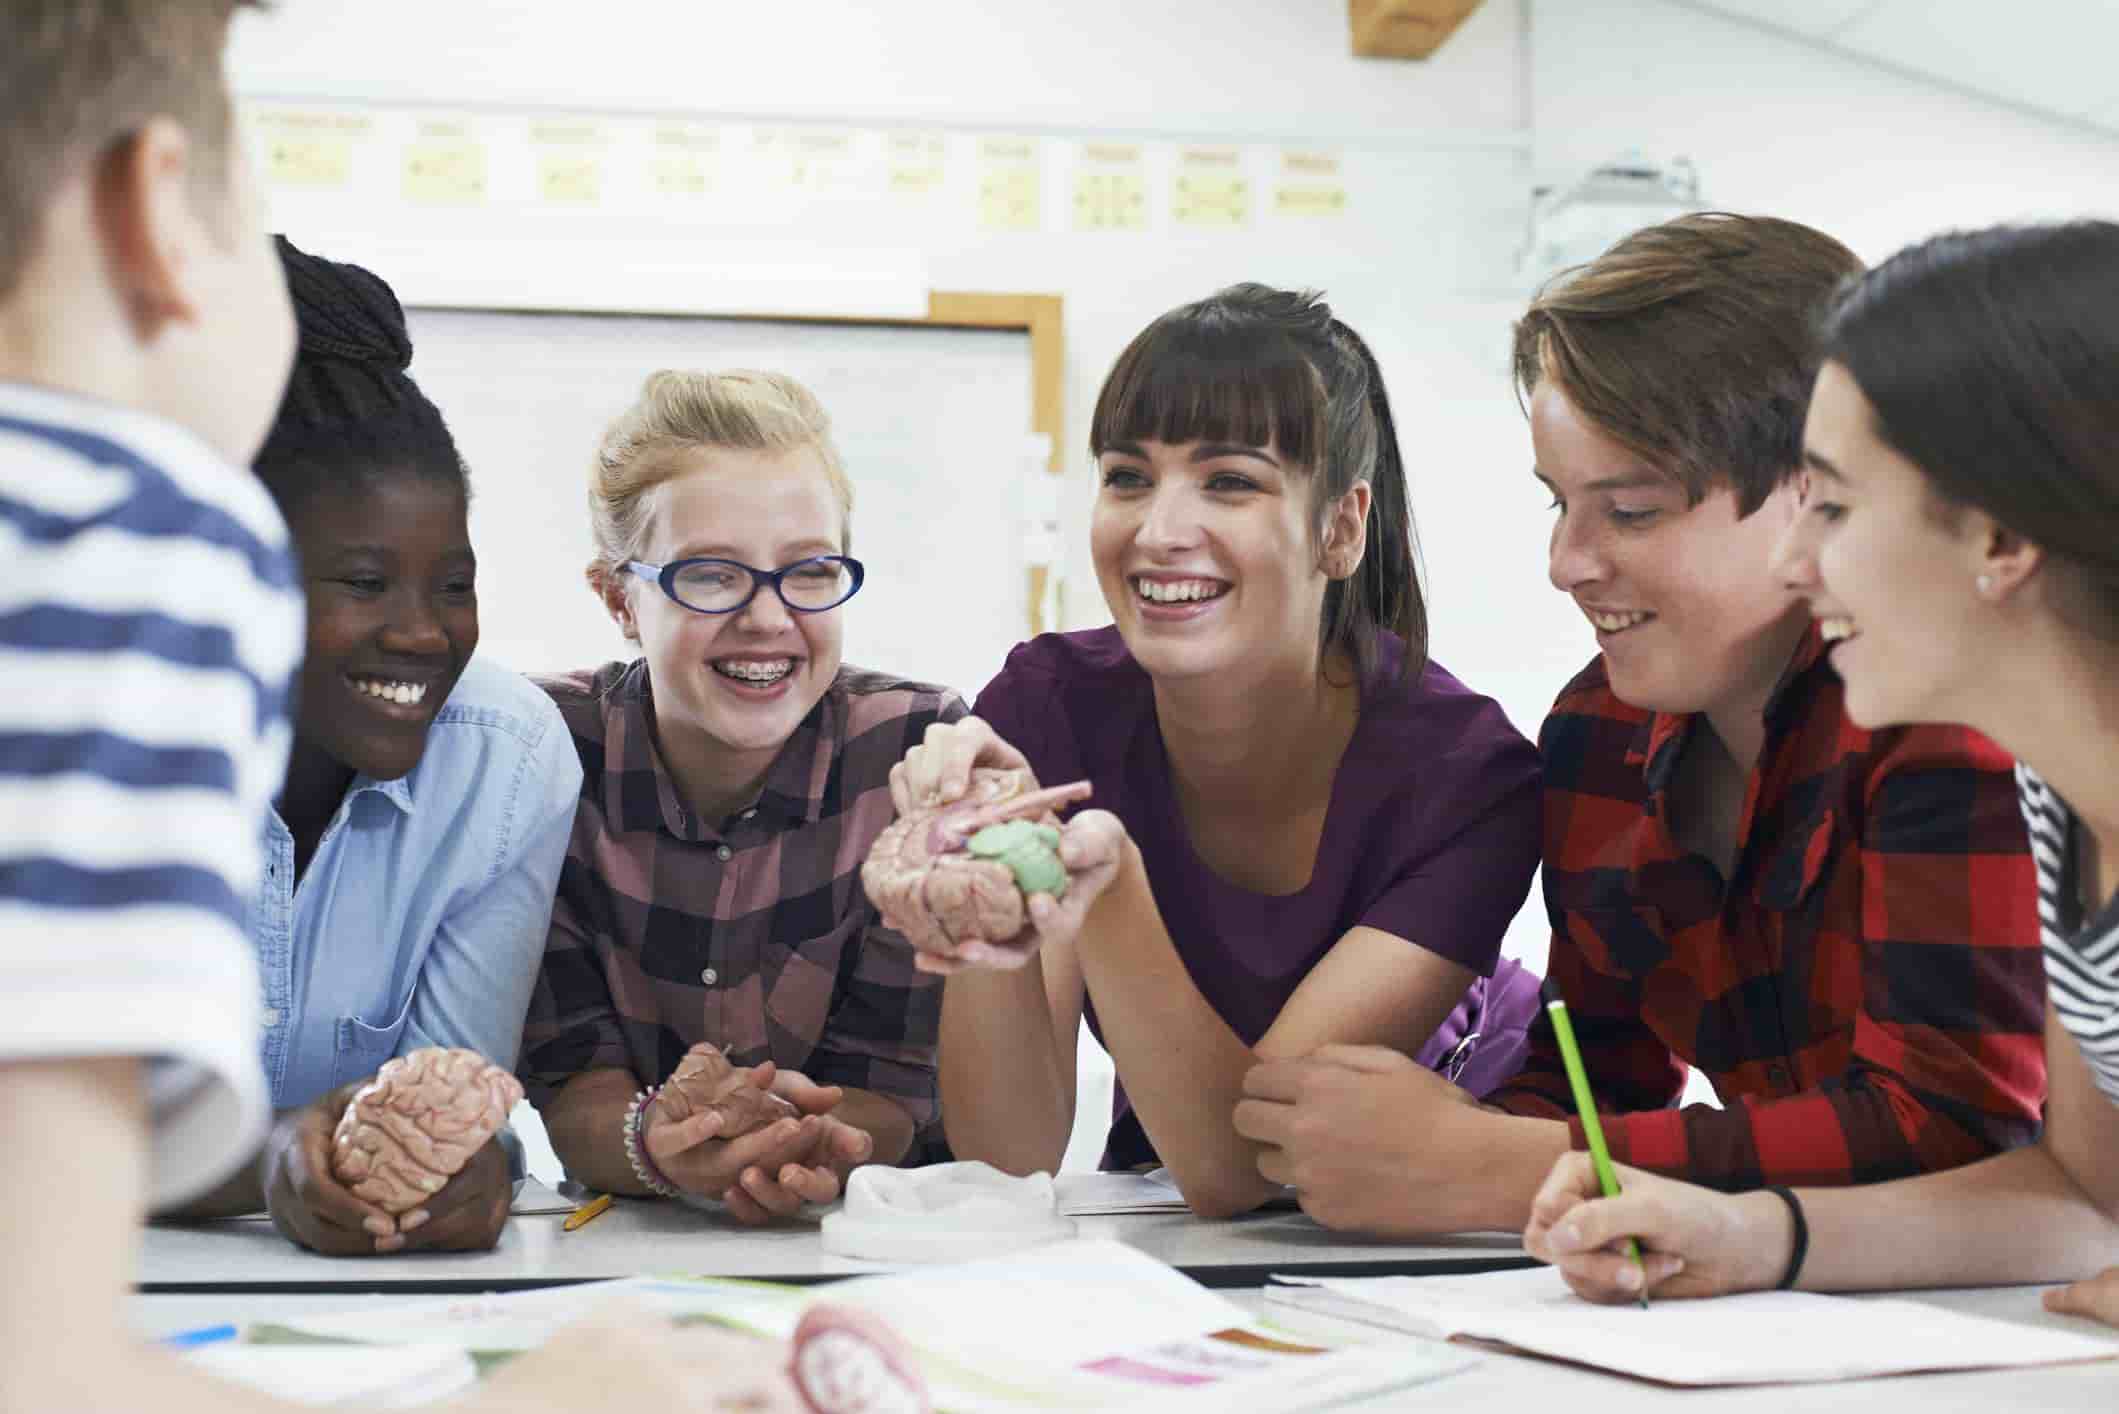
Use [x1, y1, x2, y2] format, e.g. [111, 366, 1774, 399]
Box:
[1074, 143, 1147, 232]
[653, 124, 718, 198]
[249, 108, 367, 190]
[531, 121, 606, 206]
[888, 133, 946, 196]
[267, 137, 351, 188]
[538, 154, 602, 205]
[653, 155, 712, 197]
[1275, 150, 1347, 218]
[403, 139, 487, 205]
[977, 138, 1042, 232]
[1173, 147, 1249, 228]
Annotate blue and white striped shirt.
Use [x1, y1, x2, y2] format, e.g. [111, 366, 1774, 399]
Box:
[2017, 764, 2119, 1109]
[0, 381, 301, 1205]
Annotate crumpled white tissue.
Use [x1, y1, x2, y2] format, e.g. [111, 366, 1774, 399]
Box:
[820, 1160, 1079, 1262]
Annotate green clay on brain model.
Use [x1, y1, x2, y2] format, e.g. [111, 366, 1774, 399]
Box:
[965, 819, 1068, 898]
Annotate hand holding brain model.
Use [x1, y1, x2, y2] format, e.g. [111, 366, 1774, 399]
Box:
[641, 1043, 875, 1220]
[867, 718, 1131, 973]
[329, 1046, 522, 1213]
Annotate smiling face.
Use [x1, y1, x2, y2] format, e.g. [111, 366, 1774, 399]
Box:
[1534, 381, 1809, 720]
[612, 444, 847, 770]
[287, 475, 478, 782]
[1773, 361, 1991, 729]
[1090, 438, 1363, 685]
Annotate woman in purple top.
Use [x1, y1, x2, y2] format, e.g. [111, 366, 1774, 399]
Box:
[894, 284, 1542, 1217]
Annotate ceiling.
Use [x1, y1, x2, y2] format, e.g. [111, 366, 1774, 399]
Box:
[1677, 1, 2119, 135]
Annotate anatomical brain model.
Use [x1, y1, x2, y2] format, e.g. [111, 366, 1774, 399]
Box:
[655, 1040, 799, 1133]
[861, 767, 1091, 951]
[330, 1046, 522, 1213]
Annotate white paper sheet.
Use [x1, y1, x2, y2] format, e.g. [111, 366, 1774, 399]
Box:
[185, 1345, 478, 1407]
[259, 1240, 1471, 1410]
[1267, 1266, 2119, 1385]
[1054, 1168, 1300, 1216]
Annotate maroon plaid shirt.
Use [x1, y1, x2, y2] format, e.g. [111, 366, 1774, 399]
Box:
[1489, 629, 2047, 1188]
[517, 660, 963, 1149]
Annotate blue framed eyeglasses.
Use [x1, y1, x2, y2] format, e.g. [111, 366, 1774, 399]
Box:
[626, 555, 865, 615]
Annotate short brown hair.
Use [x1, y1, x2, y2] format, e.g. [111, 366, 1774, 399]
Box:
[1512, 212, 1862, 515]
[0, 1, 261, 298]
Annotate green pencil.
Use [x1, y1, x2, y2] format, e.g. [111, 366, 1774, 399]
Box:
[1541, 980, 1651, 1308]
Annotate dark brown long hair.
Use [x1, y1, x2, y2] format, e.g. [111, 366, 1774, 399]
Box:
[1090, 283, 1425, 683]
[1821, 221, 2119, 642]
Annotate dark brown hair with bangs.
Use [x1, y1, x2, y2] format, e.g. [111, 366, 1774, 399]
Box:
[1, 0, 265, 299]
[1511, 212, 1862, 516]
[1090, 283, 1425, 683]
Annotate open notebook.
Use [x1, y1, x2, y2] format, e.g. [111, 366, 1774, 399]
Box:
[1267, 1266, 2119, 1386]
[232, 1240, 1469, 1411]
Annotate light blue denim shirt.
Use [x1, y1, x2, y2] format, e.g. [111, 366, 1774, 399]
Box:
[251, 657, 582, 1109]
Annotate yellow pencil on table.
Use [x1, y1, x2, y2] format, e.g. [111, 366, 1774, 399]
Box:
[563, 1192, 614, 1232]
[1541, 980, 1651, 1308]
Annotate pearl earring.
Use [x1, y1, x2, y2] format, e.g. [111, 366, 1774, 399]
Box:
[1976, 574, 1994, 597]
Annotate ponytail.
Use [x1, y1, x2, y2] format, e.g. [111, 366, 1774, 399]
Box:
[1322, 320, 1426, 684]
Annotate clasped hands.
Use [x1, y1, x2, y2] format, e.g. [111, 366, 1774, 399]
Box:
[638, 1042, 872, 1224]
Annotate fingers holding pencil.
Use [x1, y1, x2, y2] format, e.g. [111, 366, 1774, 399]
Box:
[1526, 1153, 1789, 1303]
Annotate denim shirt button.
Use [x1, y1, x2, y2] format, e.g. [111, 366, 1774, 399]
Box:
[260, 1008, 280, 1029]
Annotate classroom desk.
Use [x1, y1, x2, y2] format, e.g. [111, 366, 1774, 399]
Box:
[139, 1200, 1533, 1293]
[132, 1279, 2119, 1412]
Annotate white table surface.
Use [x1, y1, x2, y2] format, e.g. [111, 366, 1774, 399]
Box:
[134, 1278, 2119, 1411]
[140, 1199, 1530, 1290]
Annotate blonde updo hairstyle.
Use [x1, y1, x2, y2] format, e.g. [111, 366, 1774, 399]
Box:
[585, 369, 854, 627]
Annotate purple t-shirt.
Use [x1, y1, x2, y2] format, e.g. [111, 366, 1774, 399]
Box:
[973, 627, 1544, 1170]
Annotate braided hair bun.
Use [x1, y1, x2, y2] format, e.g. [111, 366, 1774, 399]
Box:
[255, 236, 467, 511]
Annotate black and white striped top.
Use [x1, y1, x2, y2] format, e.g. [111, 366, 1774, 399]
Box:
[2018, 765, 2119, 1106]
[0, 381, 301, 1206]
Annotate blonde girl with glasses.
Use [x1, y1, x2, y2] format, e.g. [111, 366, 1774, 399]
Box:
[516, 370, 963, 1226]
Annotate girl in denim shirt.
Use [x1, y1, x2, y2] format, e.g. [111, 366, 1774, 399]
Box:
[170, 239, 580, 1256]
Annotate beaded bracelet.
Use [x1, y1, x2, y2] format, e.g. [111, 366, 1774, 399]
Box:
[622, 1085, 683, 1199]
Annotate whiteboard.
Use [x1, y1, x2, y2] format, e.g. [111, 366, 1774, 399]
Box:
[405, 309, 1038, 706]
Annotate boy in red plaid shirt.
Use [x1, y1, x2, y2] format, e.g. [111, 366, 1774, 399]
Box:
[1234, 214, 2046, 1236]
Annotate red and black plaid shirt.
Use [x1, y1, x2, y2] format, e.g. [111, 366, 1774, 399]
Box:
[1489, 629, 2047, 1189]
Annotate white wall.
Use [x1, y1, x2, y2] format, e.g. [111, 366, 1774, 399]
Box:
[229, 0, 2119, 1007]
[228, 0, 1530, 141]
[1532, 0, 2119, 253]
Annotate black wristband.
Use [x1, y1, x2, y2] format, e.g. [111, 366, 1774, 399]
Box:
[1764, 1185, 1809, 1291]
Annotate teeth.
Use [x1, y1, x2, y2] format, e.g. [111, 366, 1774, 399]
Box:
[1135, 578, 1226, 604]
[714, 658, 794, 683]
[1586, 609, 1652, 632]
[351, 677, 426, 705]
[1819, 617, 1857, 643]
